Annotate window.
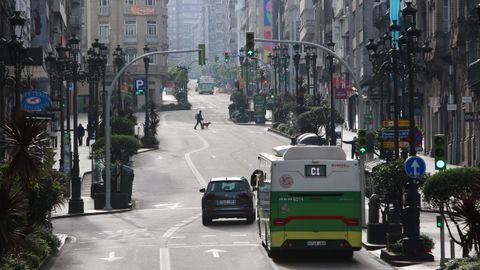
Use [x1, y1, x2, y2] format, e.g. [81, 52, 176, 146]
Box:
[442, 0, 450, 32]
[125, 21, 137, 40]
[125, 47, 137, 65]
[147, 21, 157, 36]
[148, 47, 157, 64]
[99, 0, 109, 14]
[125, 0, 135, 5]
[98, 23, 110, 41]
[145, 0, 155, 6]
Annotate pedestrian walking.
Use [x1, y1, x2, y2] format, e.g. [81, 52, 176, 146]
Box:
[343, 136, 358, 159]
[77, 124, 85, 146]
[194, 110, 204, 130]
[86, 123, 94, 146]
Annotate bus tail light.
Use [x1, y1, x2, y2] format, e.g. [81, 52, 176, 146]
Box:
[273, 218, 286, 226]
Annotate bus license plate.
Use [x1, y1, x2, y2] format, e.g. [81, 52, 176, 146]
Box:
[306, 241, 326, 247]
[217, 200, 236, 206]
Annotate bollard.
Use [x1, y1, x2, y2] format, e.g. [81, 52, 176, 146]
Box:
[450, 239, 455, 259]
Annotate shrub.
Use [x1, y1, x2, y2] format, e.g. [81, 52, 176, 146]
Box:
[445, 257, 480, 270]
[160, 102, 191, 111]
[277, 123, 289, 133]
[141, 134, 159, 147]
[97, 117, 136, 138]
[92, 135, 141, 163]
[272, 122, 281, 129]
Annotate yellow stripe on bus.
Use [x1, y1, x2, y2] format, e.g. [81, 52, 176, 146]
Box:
[271, 231, 361, 248]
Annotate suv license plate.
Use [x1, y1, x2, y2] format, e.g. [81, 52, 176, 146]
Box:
[217, 200, 236, 206]
[306, 241, 327, 246]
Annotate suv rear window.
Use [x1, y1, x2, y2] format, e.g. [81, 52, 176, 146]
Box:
[207, 181, 248, 192]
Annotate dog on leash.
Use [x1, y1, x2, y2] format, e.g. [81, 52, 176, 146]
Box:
[202, 122, 212, 129]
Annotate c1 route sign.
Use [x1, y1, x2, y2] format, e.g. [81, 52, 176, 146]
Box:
[404, 156, 426, 178]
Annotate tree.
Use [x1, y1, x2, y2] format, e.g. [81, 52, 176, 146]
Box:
[423, 167, 480, 257]
[295, 101, 344, 136]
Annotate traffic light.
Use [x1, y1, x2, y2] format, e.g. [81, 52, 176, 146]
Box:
[224, 52, 230, 63]
[433, 134, 447, 170]
[198, 44, 205, 65]
[246, 32, 255, 57]
[436, 215, 444, 228]
[357, 129, 367, 155]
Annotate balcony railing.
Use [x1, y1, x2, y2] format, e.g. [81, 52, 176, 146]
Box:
[146, 35, 158, 43]
[124, 35, 137, 43]
[99, 6, 109, 15]
[124, 5, 132, 14]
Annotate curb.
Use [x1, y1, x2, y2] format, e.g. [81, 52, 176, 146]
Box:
[138, 146, 159, 153]
[50, 206, 134, 219]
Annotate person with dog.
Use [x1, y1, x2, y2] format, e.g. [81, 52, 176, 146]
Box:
[194, 110, 204, 129]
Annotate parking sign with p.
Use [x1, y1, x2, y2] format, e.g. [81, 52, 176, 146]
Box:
[134, 78, 146, 95]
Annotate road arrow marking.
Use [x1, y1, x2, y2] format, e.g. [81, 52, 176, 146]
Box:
[411, 160, 419, 176]
[154, 203, 179, 209]
[100, 251, 123, 262]
[204, 248, 226, 258]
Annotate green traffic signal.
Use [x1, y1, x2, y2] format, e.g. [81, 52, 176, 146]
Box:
[433, 134, 447, 170]
[224, 52, 230, 63]
[436, 215, 444, 228]
[246, 32, 255, 58]
[357, 129, 367, 156]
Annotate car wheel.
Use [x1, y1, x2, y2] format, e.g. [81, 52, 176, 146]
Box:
[202, 215, 211, 226]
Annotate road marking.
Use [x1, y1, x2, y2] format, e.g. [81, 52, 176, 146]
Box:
[170, 236, 186, 239]
[200, 235, 216, 238]
[73, 247, 91, 251]
[167, 243, 186, 246]
[231, 234, 247, 237]
[204, 248, 226, 258]
[200, 242, 217, 245]
[167, 243, 259, 249]
[100, 251, 123, 262]
[162, 227, 180, 238]
[159, 248, 171, 270]
[233, 241, 250, 244]
[211, 155, 216, 158]
[184, 131, 209, 187]
[153, 203, 179, 209]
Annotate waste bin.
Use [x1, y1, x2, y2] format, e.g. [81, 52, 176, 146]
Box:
[119, 165, 134, 202]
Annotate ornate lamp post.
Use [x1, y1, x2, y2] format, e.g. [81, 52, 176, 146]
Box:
[113, 45, 125, 115]
[293, 44, 301, 106]
[9, 11, 26, 116]
[281, 46, 289, 95]
[143, 44, 150, 138]
[327, 40, 336, 146]
[311, 48, 318, 105]
[67, 34, 84, 214]
[99, 44, 108, 127]
[305, 46, 311, 99]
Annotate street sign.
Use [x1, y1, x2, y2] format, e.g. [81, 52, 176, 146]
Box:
[447, 104, 457, 111]
[383, 119, 409, 128]
[364, 113, 372, 122]
[465, 112, 475, 122]
[134, 78, 146, 95]
[404, 156, 426, 178]
[383, 141, 408, 149]
[462, 96, 473, 103]
[381, 129, 409, 139]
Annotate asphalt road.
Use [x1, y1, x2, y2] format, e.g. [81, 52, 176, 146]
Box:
[44, 90, 395, 270]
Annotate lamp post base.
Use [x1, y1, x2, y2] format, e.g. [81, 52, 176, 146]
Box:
[68, 198, 84, 214]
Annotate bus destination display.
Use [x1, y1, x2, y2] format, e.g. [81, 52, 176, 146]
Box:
[305, 165, 327, 177]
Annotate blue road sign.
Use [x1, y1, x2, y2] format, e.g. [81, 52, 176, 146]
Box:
[382, 129, 409, 139]
[404, 156, 426, 178]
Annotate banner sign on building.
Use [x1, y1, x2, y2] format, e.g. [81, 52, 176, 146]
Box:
[263, 0, 272, 63]
[131, 5, 154, 16]
[21, 90, 50, 111]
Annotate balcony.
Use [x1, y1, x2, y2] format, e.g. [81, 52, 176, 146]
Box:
[124, 5, 132, 15]
[98, 36, 109, 44]
[124, 35, 137, 43]
[99, 5, 109, 16]
[146, 35, 159, 43]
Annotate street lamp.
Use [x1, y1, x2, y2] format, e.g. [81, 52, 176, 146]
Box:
[293, 44, 301, 106]
[305, 46, 311, 102]
[327, 40, 336, 146]
[67, 34, 84, 214]
[8, 11, 27, 117]
[113, 45, 125, 115]
[311, 48, 318, 106]
[99, 44, 108, 127]
[281, 46, 289, 96]
[143, 44, 150, 139]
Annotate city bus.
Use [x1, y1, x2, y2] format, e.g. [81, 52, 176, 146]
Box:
[197, 76, 215, 94]
[250, 145, 361, 258]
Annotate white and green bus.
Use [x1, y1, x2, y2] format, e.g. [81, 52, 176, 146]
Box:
[250, 145, 361, 258]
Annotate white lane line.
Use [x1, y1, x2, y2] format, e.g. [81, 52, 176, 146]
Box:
[184, 131, 209, 187]
[159, 248, 171, 270]
[74, 248, 91, 251]
[231, 234, 247, 237]
[170, 236, 186, 239]
[167, 243, 186, 246]
[200, 235, 216, 238]
[233, 242, 250, 244]
[200, 242, 217, 245]
[168, 243, 259, 249]
[162, 227, 180, 238]
[175, 223, 184, 227]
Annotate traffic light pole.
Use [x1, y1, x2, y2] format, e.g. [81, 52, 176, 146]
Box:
[104, 49, 199, 209]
